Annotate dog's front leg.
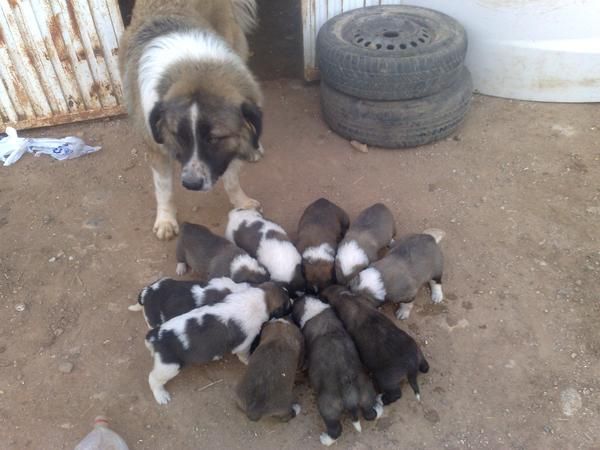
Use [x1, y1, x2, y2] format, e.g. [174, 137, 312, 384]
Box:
[150, 152, 178, 240]
[223, 158, 261, 210]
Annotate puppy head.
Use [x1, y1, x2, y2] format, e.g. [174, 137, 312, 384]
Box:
[303, 260, 334, 293]
[230, 254, 270, 285]
[148, 89, 262, 192]
[349, 267, 387, 302]
[319, 284, 348, 303]
[288, 263, 306, 298]
[259, 282, 291, 319]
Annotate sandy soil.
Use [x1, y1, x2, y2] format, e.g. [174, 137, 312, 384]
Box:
[1, 81, 599, 450]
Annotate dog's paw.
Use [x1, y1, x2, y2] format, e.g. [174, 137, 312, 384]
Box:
[236, 351, 250, 365]
[152, 387, 171, 405]
[235, 197, 262, 212]
[395, 304, 412, 320]
[153, 216, 179, 240]
[374, 397, 384, 419]
[248, 142, 265, 163]
[320, 433, 337, 446]
[430, 282, 444, 304]
[292, 403, 301, 416]
[175, 262, 187, 276]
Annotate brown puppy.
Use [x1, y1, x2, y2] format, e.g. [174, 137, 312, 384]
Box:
[335, 204, 396, 285]
[296, 198, 349, 293]
[119, 0, 264, 240]
[235, 318, 304, 422]
[321, 285, 429, 406]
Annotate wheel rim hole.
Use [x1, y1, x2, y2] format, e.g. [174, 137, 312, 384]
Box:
[387, 44, 395, 50]
[399, 44, 406, 50]
[418, 38, 425, 43]
[375, 43, 382, 49]
[364, 41, 371, 47]
[357, 38, 364, 43]
[383, 31, 399, 38]
[410, 41, 417, 47]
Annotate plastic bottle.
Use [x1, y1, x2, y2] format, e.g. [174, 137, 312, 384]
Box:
[74, 416, 129, 450]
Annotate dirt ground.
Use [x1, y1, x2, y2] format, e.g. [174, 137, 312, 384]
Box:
[1, 81, 599, 449]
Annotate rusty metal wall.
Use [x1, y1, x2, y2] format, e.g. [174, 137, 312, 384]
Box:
[302, 0, 397, 80]
[0, 0, 125, 130]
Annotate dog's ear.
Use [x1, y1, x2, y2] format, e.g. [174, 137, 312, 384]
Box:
[241, 101, 262, 149]
[149, 102, 165, 144]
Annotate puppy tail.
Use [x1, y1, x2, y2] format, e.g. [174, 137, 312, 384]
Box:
[232, 0, 258, 34]
[422, 228, 446, 244]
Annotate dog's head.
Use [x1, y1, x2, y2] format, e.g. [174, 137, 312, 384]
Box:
[259, 281, 292, 319]
[148, 88, 262, 191]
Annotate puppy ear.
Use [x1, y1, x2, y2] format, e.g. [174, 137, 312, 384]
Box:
[149, 102, 165, 144]
[241, 101, 262, 149]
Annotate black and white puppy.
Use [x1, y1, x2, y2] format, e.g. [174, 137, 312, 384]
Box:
[321, 285, 430, 405]
[145, 281, 290, 404]
[349, 229, 445, 320]
[335, 203, 396, 285]
[292, 296, 382, 446]
[176, 222, 269, 284]
[226, 208, 305, 294]
[129, 277, 250, 328]
[296, 198, 350, 293]
[235, 318, 304, 422]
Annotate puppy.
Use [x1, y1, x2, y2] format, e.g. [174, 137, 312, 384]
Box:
[145, 281, 290, 404]
[292, 296, 382, 446]
[129, 277, 250, 328]
[175, 222, 269, 284]
[321, 285, 429, 405]
[119, 0, 264, 240]
[226, 208, 305, 294]
[349, 229, 445, 320]
[335, 203, 396, 285]
[235, 318, 304, 422]
[296, 198, 349, 293]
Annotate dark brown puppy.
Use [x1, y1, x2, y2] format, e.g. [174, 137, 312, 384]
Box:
[296, 198, 350, 293]
[350, 229, 445, 320]
[176, 222, 269, 284]
[321, 285, 429, 406]
[292, 296, 382, 446]
[334, 203, 396, 285]
[235, 318, 304, 422]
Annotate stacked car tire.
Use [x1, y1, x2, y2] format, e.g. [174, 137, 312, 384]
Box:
[317, 5, 473, 149]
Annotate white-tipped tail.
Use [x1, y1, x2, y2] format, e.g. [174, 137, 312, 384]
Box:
[128, 303, 143, 312]
[352, 420, 362, 432]
[422, 228, 446, 244]
[232, 0, 258, 34]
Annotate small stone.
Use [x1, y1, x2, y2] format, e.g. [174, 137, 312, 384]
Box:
[575, 280, 582, 286]
[571, 353, 577, 359]
[48, 256, 56, 263]
[42, 215, 54, 225]
[131, 148, 138, 156]
[59, 423, 74, 429]
[560, 387, 582, 416]
[585, 206, 600, 215]
[192, 206, 199, 213]
[349, 140, 369, 153]
[543, 425, 553, 434]
[68, 256, 74, 261]
[58, 362, 73, 373]
[54, 328, 64, 337]
[15, 304, 25, 312]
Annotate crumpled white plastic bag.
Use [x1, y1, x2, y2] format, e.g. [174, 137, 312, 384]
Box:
[0, 127, 101, 166]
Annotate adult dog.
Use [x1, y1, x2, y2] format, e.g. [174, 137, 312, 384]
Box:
[119, 0, 264, 240]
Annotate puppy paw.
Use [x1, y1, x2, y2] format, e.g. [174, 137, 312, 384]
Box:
[152, 388, 171, 405]
[430, 283, 444, 304]
[247, 142, 265, 163]
[395, 308, 411, 320]
[236, 352, 250, 365]
[374, 399, 384, 419]
[352, 421, 362, 432]
[320, 433, 336, 446]
[175, 262, 187, 276]
[292, 403, 301, 416]
[153, 215, 179, 240]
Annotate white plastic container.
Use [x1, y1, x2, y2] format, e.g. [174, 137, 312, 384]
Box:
[74, 416, 129, 450]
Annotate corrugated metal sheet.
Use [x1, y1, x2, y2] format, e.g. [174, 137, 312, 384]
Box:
[0, 0, 125, 130]
[302, 0, 400, 80]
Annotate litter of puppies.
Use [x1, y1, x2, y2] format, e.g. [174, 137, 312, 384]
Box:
[131, 198, 445, 446]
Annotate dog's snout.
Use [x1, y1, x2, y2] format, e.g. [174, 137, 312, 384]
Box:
[182, 178, 205, 191]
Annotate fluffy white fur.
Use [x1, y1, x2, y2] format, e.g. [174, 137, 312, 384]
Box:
[191, 277, 249, 307]
[299, 296, 330, 329]
[354, 268, 387, 301]
[225, 208, 264, 242]
[257, 239, 301, 283]
[156, 286, 268, 352]
[422, 228, 446, 244]
[429, 280, 444, 303]
[230, 254, 267, 278]
[138, 30, 245, 130]
[352, 420, 362, 432]
[336, 240, 369, 277]
[149, 355, 179, 404]
[320, 433, 336, 447]
[175, 262, 187, 276]
[302, 243, 335, 263]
